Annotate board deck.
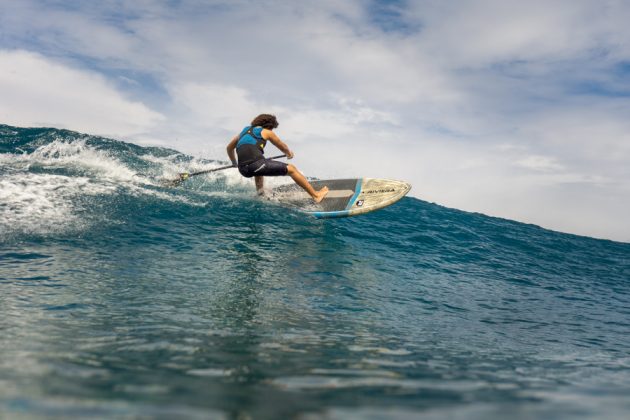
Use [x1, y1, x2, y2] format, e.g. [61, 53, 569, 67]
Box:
[271, 178, 411, 218]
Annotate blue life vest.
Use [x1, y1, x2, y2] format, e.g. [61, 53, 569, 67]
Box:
[236, 126, 266, 164]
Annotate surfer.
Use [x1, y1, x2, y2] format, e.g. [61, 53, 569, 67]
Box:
[226, 114, 329, 203]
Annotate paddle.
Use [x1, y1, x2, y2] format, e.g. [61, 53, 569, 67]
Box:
[164, 154, 287, 186]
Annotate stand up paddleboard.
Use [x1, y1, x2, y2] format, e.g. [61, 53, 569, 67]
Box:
[271, 178, 411, 218]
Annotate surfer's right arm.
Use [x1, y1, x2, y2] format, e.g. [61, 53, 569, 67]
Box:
[262, 129, 294, 159]
[226, 135, 239, 166]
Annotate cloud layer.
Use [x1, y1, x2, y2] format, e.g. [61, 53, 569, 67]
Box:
[1, 0, 629, 241]
[0, 50, 164, 137]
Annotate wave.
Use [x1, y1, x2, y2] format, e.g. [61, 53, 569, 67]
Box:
[0, 124, 292, 238]
[2, 123, 629, 419]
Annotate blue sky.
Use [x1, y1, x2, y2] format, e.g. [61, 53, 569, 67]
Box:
[1, 0, 629, 241]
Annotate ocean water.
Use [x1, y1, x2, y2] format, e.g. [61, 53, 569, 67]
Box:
[1, 124, 629, 419]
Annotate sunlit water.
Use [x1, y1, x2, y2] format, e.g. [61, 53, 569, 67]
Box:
[1, 125, 629, 419]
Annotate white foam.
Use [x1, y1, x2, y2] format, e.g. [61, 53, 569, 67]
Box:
[0, 172, 115, 236]
[0, 138, 299, 236]
[0, 139, 191, 235]
[1, 138, 143, 182]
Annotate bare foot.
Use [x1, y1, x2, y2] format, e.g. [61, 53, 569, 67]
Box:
[257, 189, 269, 200]
[313, 186, 329, 203]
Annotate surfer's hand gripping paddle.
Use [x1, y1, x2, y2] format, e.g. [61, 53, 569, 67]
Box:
[164, 154, 286, 187]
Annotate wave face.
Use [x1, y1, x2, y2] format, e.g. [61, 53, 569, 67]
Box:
[1, 124, 629, 419]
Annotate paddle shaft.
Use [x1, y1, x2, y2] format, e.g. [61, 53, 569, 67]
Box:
[188, 154, 286, 177]
[171, 154, 287, 185]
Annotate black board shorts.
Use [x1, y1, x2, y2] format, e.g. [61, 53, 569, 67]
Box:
[238, 158, 288, 178]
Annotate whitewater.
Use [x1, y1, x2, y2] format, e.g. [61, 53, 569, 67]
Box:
[1, 124, 629, 419]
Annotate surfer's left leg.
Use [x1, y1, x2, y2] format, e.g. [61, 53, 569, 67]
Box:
[254, 176, 264, 196]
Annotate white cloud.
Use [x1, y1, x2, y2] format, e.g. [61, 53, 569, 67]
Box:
[410, 0, 630, 66]
[516, 155, 564, 172]
[0, 50, 164, 137]
[169, 83, 260, 129]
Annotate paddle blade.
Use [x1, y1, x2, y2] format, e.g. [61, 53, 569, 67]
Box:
[161, 172, 189, 187]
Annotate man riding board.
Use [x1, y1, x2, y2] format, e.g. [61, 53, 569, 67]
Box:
[227, 114, 329, 203]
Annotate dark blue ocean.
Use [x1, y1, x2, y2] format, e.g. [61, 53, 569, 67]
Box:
[1, 124, 629, 419]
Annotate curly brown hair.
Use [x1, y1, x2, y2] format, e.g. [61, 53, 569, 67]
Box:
[251, 114, 279, 129]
